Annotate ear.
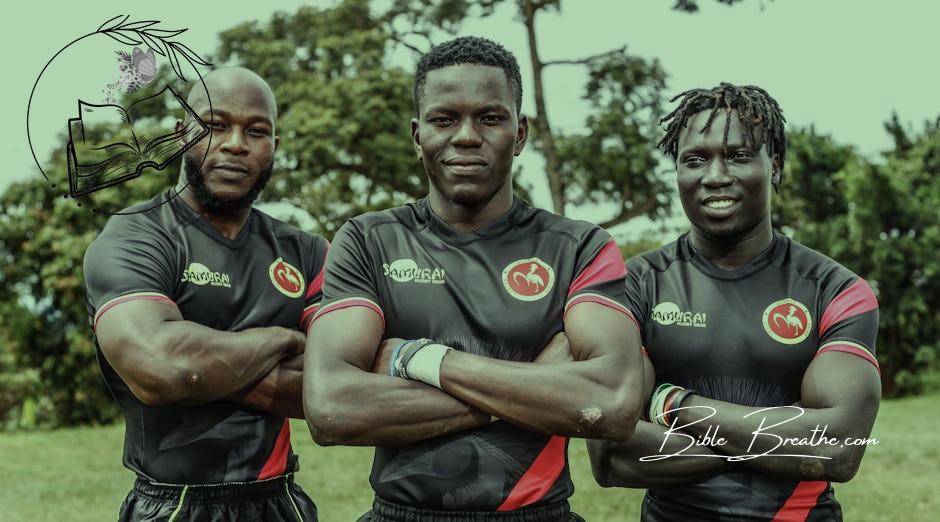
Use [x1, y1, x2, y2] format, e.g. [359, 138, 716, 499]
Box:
[411, 118, 422, 160]
[514, 114, 529, 156]
[771, 155, 782, 187]
[273, 134, 280, 153]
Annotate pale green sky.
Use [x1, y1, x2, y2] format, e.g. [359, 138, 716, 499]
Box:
[4, 0, 938, 237]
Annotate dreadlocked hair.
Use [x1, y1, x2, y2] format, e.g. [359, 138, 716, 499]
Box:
[658, 83, 787, 172]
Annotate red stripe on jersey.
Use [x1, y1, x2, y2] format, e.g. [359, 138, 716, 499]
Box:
[258, 418, 291, 480]
[564, 293, 637, 328]
[313, 298, 385, 326]
[305, 263, 326, 300]
[497, 435, 567, 511]
[93, 293, 176, 331]
[300, 304, 321, 331]
[771, 480, 828, 522]
[817, 343, 880, 371]
[819, 279, 878, 336]
[566, 239, 627, 298]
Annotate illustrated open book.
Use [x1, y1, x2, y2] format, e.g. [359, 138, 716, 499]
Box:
[66, 85, 209, 197]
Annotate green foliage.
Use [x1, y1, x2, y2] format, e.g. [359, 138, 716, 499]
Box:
[215, 0, 422, 238]
[774, 122, 940, 396]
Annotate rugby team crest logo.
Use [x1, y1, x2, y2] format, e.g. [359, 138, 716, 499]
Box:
[269, 257, 304, 298]
[762, 298, 812, 344]
[502, 257, 554, 301]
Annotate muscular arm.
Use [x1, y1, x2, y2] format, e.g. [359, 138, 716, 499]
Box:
[228, 354, 304, 418]
[676, 352, 880, 482]
[95, 299, 304, 406]
[587, 354, 733, 488]
[303, 307, 490, 447]
[439, 303, 644, 440]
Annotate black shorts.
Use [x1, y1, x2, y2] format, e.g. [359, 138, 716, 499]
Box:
[118, 474, 317, 521]
[356, 497, 584, 522]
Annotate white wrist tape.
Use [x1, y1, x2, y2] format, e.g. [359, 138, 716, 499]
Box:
[405, 343, 451, 389]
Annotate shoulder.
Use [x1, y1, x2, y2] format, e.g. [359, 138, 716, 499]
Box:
[87, 197, 178, 254]
[779, 235, 861, 288]
[516, 205, 608, 246]
[626, 237, 683, 276]
[252, 207, 328, 252]
[344, 203, 419, 238]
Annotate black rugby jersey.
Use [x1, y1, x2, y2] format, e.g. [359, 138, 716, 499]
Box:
[83, 191, 328, 484]
[626, 232, 879, 522]
[314, 196, 633, 511]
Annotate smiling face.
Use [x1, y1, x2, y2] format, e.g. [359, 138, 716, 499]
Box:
[676, 109, 780, 243]
[411, 64, 527, 211]
[181, 68, 279, 213]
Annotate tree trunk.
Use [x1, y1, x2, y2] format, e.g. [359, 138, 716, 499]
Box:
[522, 0, 565, 216]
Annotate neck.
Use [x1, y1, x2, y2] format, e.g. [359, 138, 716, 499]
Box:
[689, 218, 774, 270]
[178, 183, 252, 240]
[428, 186, 514, 234]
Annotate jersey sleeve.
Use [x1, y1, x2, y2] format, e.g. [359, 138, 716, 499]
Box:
[299, 235, 330, 332]
[83, 216, 178, 331]
[624, 256, 651, 341]
[563, 227, 638, 330]
[815, 275, 880, 371]
[311, 220, 384, 327]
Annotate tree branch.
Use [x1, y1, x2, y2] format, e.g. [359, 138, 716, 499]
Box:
[598, 194, 658, 229]
[388, 30, 433, 55]
[543, 45, 626, 67]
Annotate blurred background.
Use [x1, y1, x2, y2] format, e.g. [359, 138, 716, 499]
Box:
[1, 1, 938, 520]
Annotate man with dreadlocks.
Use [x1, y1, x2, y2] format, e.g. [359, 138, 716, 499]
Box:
[587, 83, 881, 521]
[304, 36, 645, 521]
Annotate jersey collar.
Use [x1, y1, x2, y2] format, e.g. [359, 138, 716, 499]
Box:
[166, 190, 255, 250]
[681, 231, 785, 281]
[416, 196, 529, 246]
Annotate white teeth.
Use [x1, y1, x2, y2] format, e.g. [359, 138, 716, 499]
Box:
[705, 199, 735, 209]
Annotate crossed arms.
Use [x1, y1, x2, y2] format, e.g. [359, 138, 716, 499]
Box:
[95, 298, 308, 418]
[303, 301, 646, 447]
[588, 350, 881, 487]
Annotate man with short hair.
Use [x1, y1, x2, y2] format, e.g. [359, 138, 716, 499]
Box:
[304, 36, 646, 521]
[588, 83, 881, 521]
[84, 67, 321, 521]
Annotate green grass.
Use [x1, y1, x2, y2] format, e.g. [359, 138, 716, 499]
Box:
[2, 394, 938, 521]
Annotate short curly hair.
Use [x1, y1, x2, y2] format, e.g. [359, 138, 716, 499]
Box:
[413, 36, 523, 115]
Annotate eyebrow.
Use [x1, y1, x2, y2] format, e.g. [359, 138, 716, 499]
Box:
[424, 104, 511, 115]
[199, 109, 273, 126]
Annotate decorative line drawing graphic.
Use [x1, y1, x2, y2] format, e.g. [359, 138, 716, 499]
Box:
[66, 86, 209, 198]
[104, 47, 158, 103]
[96, 15, 210, 83]
[27, 16, 214, 215]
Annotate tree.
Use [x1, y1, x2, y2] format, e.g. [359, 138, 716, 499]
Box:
[384, 0, 674, 226]
[214, 1, 422, 237]
[774, 122, 940, 396]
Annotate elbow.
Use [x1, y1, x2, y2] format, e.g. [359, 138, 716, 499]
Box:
[126, 367, 195, 406]
[825, 448, 864, 483]
[304, 394, 355, 446]
[587, 397, 642, 441]
[587, 440, 636, 488]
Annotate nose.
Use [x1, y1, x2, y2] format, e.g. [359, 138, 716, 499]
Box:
[452, 118, 483, 148]
[219, 127, 249, 155]
[702, 157, 733, 187]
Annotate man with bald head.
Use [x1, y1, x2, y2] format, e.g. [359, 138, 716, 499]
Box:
[83, 67, 322, 520]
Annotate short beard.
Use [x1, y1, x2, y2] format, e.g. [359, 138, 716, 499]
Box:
[183, 154, 272, 213]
